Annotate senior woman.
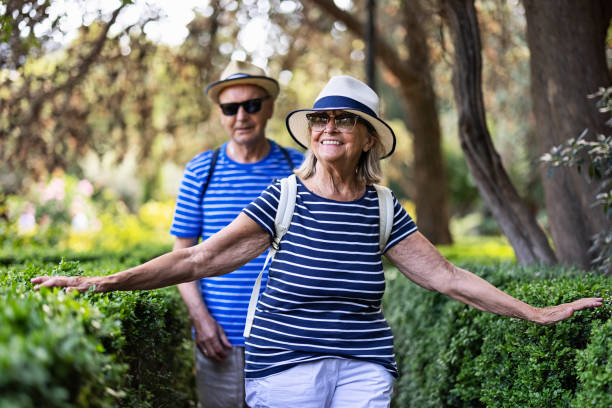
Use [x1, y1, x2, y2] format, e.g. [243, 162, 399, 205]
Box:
[33, 76, 602, 408]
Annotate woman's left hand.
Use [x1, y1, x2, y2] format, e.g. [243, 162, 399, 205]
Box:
[533, 297, 603, 325]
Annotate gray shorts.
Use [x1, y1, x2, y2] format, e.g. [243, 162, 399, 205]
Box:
[195, 345, 247, 408]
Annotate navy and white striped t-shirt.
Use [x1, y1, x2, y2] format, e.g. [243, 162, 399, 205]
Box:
[242, 177, 417, 379]
[170, 140, 303, 346]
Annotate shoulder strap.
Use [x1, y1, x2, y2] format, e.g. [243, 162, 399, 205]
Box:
[200, 147, 220, 205]
[244, 174, 297, 338]
[273, 174, 297, 245]
[279, 145, 295, 170]
[374, 184, 394, 253]
[197, 147, 220, 238]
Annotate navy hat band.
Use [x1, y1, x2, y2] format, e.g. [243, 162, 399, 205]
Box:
[313, 96, 377, 118]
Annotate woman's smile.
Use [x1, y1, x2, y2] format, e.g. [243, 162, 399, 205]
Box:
[320, 139, 342, 145]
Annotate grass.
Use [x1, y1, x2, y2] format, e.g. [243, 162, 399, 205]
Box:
[436, 235, 516, 265]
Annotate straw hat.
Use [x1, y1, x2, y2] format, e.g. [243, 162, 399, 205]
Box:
[205, 60, 280, 103]
[285, 76, 396, 159]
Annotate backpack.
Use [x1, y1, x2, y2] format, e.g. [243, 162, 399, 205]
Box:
[243, 174, 394, 338]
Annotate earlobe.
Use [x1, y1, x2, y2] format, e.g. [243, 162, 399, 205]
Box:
[363, 136, 374, 152]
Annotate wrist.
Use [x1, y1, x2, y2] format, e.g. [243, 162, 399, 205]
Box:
[526, 305, 543, 324]
[92, 275, 112, 292]
[190, 309, 212, 326]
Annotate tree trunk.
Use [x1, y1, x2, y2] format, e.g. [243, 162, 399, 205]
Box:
[307, 0, 453, 244]
[401, 0, 452, 245]
[523, 0, 612, 269]
[442, 0, 557, 265]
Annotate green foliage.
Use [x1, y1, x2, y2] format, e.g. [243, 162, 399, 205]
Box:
[0, 242, 171, 266]
[384, 264, 611, 407]
[0, 251, 195, 407]
[541, 87, 612, 273]
[0, 172, 174, 253]
[574, 319, 612, 406]
[0, 265, 125, 408]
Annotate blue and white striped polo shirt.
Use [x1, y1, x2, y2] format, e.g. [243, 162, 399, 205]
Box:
[242, 177, 417, 379]
[170, 140, 303, 346]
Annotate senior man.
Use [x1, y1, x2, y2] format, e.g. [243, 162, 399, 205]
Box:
[170, 60, 303, 408]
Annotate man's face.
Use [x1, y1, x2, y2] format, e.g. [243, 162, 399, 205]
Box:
[217, 84, 274, 147]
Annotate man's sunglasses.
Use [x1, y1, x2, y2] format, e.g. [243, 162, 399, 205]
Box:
[219, 96, 269, 116]
[306, 112, 373, 133]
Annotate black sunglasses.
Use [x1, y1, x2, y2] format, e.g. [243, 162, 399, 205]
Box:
[219, 96, 270, 116]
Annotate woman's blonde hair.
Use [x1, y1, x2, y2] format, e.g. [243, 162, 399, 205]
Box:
[295, 123, 384, 185]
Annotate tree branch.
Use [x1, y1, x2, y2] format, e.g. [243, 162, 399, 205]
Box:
[305, 0, 418, 85]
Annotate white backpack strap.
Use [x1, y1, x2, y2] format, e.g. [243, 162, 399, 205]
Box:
[244, 174, 297, 338]
[374, 184, 394, 253]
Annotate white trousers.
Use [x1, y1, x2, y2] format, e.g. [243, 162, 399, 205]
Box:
[245, 358, 394, 408]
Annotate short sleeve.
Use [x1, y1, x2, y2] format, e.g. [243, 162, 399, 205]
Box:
[169, 152, 213, 238]
[382, 192, 418, 253]
[242, 180, 282, 238]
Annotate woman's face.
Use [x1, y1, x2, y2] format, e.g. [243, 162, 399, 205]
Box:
[309, 110, 374, 168]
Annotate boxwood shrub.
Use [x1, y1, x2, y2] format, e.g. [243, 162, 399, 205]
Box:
[384, 263, 611, 407]
[3, 253, 609, 407]
[0, 284, 125, 408]
[0, 254, 195, 408]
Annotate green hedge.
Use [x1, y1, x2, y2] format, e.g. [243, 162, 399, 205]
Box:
[384, 263, 611, 407]
[2, 254, 610, 407]
[0, 255, 195, 408]
[0, 243, 172, 266]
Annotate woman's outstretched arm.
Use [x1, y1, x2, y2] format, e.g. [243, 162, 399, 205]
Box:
[385, 232, 602, 325]
[32, 213, 270, 293]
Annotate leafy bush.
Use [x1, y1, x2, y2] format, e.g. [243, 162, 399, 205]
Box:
[0, 242, 171, 266]
[574, 319, 612, 406]
[4, 246, 609, 407]
[0, 253, 196, 408]
[0, 278, 125, 408]
[384, 264, 611, 407]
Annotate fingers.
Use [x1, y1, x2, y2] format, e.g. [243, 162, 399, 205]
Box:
[31, 276, 53, 290]
[195, 322, 233, 361]
[31, 276, 66, 291]
[30, 276, 92, 293]
[197, 336, 227, 361]
[570, 297, 603, 311]
[537, 297, 604, 325]
[218, 325, 232, 349]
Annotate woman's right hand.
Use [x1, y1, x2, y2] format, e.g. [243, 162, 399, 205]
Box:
[31, 275, 100, 293]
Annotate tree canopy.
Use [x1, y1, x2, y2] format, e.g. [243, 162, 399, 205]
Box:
[1, 0, 610, 271]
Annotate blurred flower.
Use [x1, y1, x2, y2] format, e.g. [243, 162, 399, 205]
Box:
[41, 177, 66, 204]
[18, 203, 36, 234]
[72, 212, 89, 231]
[77, 179, 94, 197]
[70, 196, 86, 216]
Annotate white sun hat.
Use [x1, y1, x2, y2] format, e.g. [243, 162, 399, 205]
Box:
[205, 60, 280, 103]
[286, 75, 396, 159]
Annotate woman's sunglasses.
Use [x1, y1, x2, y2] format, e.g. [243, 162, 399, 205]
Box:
[219, 96, 269, 116]
[306, 112, 373, 133]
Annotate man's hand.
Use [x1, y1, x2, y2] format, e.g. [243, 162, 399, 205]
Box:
[194, 313, 232, 361]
